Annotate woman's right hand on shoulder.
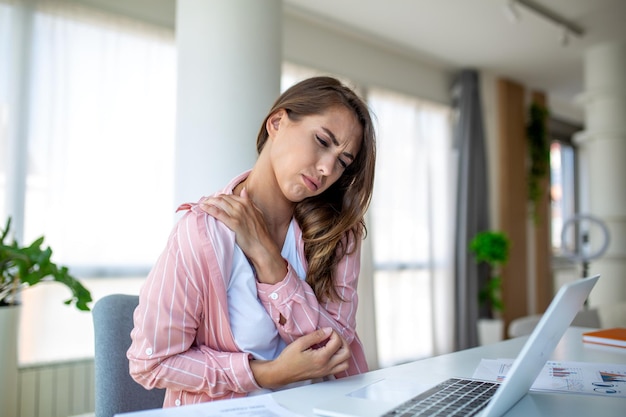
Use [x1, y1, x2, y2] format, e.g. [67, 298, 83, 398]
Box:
[199, 189, 268, 250]
[199, 189, 287, 284]
[249, 327, 351, 389]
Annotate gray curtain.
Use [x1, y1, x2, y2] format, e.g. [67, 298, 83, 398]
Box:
[452, 70, 490, 350]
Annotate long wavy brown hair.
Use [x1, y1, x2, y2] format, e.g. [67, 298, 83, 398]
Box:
[257, 76, 376, 301]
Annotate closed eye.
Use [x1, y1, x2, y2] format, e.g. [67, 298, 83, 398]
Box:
[316, 135, 329, 147]
[317, 135, 349, 169]
[317, 128, 355, 170]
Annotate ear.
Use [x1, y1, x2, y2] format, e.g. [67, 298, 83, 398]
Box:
[266, 109, 286, 138]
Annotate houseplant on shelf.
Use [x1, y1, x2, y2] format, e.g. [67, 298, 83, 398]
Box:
[1, 216, 92, 416]
[469, 230, 510, 345]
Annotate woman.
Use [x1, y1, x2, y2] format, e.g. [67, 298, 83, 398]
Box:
[127, 76, 376, 407]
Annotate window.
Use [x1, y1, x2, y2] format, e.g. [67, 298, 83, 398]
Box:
[550, 141, 576, 251]
[0, 0, 14, 223]
[548, 118, 581, 254]
[1, 1, 176, 276]
[281, 62, 323, 91]
[368, 88, 455, 367]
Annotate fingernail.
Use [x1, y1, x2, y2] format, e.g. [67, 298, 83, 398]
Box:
[321, 327, 332, 336]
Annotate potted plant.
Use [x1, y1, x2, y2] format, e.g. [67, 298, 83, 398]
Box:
[1, 217, 92, 416]
[469, 230, 510, 345]
[1, 217, 92, 310]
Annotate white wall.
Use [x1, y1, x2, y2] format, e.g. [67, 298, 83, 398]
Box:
[282, 11, 452, 105]
[73, 0, 176, 27]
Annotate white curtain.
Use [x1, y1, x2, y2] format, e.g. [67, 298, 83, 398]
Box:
[1, 0, 176, 274]
[368, 88, 456, 367]
[0, 0, 21, 227]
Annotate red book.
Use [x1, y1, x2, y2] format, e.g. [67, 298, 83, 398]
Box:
[582, 327, 626, 348]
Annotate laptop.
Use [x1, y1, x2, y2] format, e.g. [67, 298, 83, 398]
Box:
[313, 274, 600, 417]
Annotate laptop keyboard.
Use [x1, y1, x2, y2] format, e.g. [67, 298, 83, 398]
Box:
[381, 378, 500, 417]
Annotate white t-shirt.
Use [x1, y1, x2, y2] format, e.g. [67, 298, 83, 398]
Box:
[227, 219, 306, 360]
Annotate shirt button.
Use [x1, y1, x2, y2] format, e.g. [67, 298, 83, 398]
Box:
[145, 348, 153, 355]
[269, 292, 278, 300]
[175, 399, 181, 406]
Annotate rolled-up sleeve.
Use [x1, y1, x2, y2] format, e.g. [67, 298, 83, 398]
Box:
[256, 233, 367, 376]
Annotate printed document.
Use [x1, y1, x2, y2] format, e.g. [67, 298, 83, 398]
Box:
[473, 358, 626, 397]
[115, 393, 304, 417]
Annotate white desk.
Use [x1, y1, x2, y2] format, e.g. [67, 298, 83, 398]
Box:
[119, 327, 625, 417]
[273, 327, 625, 417]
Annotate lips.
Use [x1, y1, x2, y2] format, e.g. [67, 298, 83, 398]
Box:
[303, 175, 320, 191]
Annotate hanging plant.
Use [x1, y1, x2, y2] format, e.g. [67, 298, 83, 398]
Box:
[527, 102, 550, 223]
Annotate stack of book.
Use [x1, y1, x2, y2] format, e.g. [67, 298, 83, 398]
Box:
[582, 327, 626, 348]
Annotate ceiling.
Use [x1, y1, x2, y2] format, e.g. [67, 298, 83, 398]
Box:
[283, 0, 626, 110]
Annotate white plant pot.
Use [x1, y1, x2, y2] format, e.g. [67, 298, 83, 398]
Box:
[477, 317, 504, 346]
[0, 304, 20, 417]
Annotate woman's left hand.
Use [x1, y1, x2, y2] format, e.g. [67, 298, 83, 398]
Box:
[249, 327, 351, 389]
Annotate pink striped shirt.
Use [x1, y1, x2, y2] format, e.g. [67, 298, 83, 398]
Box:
[127, 172, 369, 407]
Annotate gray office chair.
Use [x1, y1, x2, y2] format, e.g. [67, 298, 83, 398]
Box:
[93, 294, 165, 417]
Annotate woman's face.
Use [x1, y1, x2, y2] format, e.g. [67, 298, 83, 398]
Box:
[267, 105, 362, 203]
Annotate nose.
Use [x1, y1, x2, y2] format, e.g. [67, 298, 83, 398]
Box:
[317, 153, 335, 176]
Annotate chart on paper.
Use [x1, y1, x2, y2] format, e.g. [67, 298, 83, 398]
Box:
[473, 359, 626, 397]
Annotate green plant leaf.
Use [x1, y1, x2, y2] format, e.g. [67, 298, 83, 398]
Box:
[527, 101, 550, 223]
[469, 231, 510, 265]
[0, 217, 92, 310]
[469, 231, 509, 316]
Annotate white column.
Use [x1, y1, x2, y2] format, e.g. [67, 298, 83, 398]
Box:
[576, 42, 626, 306]
[174, 0, 282, 206]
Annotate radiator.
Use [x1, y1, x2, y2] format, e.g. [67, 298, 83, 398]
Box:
[18, 359, 95, 417]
